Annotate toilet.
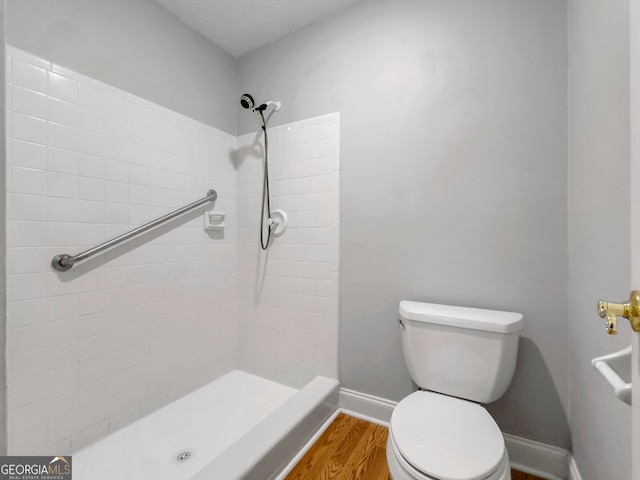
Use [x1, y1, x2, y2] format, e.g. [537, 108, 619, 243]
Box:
[386, 300, 524, 480]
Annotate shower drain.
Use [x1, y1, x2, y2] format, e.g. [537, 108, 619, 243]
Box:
[173, 449, 195, 465]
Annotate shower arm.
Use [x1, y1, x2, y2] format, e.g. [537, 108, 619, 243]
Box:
[51, 189, 217, 272]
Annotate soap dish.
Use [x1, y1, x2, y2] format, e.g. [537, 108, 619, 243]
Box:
[204, 212, 226, 231]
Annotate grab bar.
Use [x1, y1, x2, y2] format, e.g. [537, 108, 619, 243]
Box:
[51, 189, 217, 272]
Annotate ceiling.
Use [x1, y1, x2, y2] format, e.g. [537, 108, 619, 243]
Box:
[153, 0, 364, 57]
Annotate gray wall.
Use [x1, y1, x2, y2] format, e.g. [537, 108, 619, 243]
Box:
[238, 0, 570, 447]
[567, 0, 631, 478]
[7, 0, 237, 133]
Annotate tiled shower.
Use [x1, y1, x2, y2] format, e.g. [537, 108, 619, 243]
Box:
[5, 46, 339, 455]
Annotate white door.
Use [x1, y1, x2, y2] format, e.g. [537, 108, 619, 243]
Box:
[632, 0, 640, 477]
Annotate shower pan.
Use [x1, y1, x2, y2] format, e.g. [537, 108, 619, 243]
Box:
[74, 372, 338, 480]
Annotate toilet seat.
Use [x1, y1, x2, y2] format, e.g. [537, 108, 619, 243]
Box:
[389, 391, 507, 480]
[386, 434, 510, 480]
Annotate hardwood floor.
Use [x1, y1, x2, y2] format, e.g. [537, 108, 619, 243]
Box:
[285, 413, 546, 480]
[510, 471, 547, 480]
[286, 413, 390, 480]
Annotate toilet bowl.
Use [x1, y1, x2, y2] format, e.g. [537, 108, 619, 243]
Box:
[386, 301, 524, 480]
[386, 391, 510, 480]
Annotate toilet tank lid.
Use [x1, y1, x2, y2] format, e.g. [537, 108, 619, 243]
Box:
[399, 300, 524, 333]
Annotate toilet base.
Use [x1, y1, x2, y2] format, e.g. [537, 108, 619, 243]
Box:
[386, 434, 511, 480]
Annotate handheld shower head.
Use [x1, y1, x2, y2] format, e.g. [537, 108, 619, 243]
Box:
[241, 93, 282, 128]
[240, 93, 256, 110]
[240, 93, 266, 128]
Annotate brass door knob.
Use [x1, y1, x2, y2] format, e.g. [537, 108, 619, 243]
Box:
[597, 291, 640, 334]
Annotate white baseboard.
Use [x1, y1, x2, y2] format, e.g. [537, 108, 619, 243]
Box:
[339, 388, 397, 426]
[567, 455, 583, 480]
[340, 387, 575, 480]
[504, 433, 569, 480]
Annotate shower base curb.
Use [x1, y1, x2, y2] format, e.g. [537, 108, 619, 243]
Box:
[191, 376, 339, 480]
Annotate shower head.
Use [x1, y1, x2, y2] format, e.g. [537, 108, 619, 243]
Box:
[241, 93, 281, 128]
[240, 93, 256, 110]
[240, 93, 266, 128]
[240, 94, 281, 113]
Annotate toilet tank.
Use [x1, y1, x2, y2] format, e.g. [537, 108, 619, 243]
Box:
[399, 301, 524, 403]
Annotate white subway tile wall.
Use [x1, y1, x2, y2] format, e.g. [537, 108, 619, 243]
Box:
[6, 47, 238, 455]
[236, 114, 340, 388]
[5, 47, 340, 456]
